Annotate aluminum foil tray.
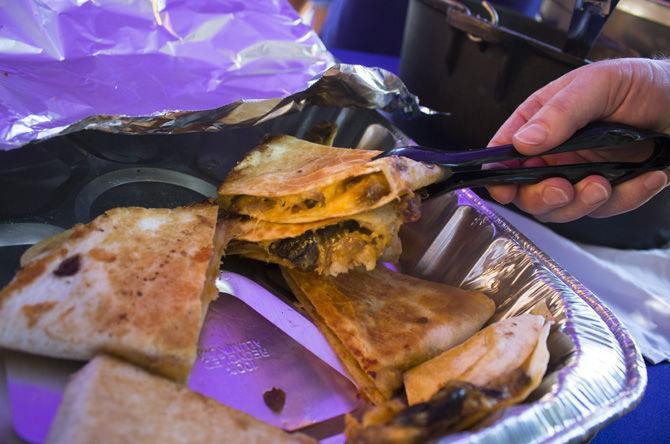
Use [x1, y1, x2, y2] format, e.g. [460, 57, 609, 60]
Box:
[0, 105, 645, 443]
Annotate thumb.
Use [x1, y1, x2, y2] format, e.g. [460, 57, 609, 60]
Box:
[512, 77, 609, 155]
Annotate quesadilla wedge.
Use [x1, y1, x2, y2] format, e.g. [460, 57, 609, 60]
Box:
[218, 135, 445, 224]
[46, 355, 315, 444]
[228, 195, 420, 276]
[281, 266, 495, 404]
[346, 314, 552, 443]
[0, 204, 229, 381]
[404, 313, 552, 405]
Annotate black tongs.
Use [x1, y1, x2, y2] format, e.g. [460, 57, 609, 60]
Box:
[378, 123, 670, 196]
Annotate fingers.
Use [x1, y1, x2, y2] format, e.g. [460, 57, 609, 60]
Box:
[485, 86, 551, 206]
[509, 171, 668, 223]
[484, 58, 670, 220]
[511, 75, 610, 155]
[484, 72, 589, 205]
[487, 183, 517, 205]
[534, 176, 612, 223]
[512, 177, 575, 216]
[483, 158, 542, 205]
[511, 175, 612, 223]
[488, 100, 543, 147]
[589, 170, 669, 218]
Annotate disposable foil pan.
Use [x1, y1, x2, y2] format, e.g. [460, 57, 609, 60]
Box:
[0, 105, 645, 443]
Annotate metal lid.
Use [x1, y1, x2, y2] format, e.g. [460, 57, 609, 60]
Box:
[616, 0, 670, 26]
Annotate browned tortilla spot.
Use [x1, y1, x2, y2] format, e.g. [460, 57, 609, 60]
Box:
[196, 213, 217, 229]
[22, 301, 57, 328]
[56, 306, 75, 323]
[69, 224, 88, 240]
[0, 258, 48, 309]
[191, 245, 213, 262]
[53, 255, 81, 277]
[89, 248, 117, 263]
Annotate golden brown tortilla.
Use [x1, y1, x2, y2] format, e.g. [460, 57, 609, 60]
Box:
[346, 314, 553, 443]
[282, 266, 495, 404]
[404, 313, 551, 405]
[218, 135, 445, 224]
[0, 204, 229, 381]
[46, 355, 315, 444]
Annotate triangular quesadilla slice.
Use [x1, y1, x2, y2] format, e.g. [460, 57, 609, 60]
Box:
[404, 313, 552, 405]
[218, 135, 445, 224]
[228, 195, 420, 276]
[46, 355, 315, 444]
[345, 314, 552, 443]
[0, 204, 229, 381]
[281, 266, 495, 404]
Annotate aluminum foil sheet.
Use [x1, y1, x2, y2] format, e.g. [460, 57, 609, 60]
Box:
[0, 0, 443, 151]
[0, 104, 646, 443]
[0, 0, 334, 150]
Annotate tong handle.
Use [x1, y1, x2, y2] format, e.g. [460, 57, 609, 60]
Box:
[433, 137, 670, 194]
[428, 124, 670, 194]
[441, 122, 667, 168]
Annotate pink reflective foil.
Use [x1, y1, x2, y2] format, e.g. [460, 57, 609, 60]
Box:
[0, 0, 334, 149]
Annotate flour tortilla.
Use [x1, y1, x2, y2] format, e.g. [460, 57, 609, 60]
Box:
[404, 314, 552, 405]
[282, 266, 495, 404]
[218, 135, 445, 224]
[0, 204, 229, 381]
[46, 355, 315, 444]
[346, 314, 553, 443]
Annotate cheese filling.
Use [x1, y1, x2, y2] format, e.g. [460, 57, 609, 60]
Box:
[222, 172, 391, 221]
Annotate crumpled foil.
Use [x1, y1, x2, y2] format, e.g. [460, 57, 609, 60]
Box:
[0, 0, 434, 151]
[0, 0, 331, 149]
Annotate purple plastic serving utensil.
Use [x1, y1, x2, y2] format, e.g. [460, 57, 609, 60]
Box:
[378, 123, 670, 194]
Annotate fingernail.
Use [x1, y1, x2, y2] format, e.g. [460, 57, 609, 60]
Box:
[514, 124, 548, 146]
[643, 171, 668, 191]
[581, 183, 609, 205]
[542, 186, 570, 206]
[481, 161, 505, 171]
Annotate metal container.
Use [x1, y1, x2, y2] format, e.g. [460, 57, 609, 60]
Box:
[0, 105, 645, 443]
[541, 0, 670, 58]
[397, 0, 585, 149]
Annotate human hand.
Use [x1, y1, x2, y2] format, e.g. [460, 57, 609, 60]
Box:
[487, 58, 670, 223]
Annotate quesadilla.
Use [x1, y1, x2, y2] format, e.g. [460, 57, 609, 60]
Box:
[404, 313, 552, 405]
[228, 195, 420, 276]
[46, 355, 315, 444]
[0, 204, 229, 381]
[218, 135, 445, 224]
[281, 266, 495, 404]
[346, 314, 552, 443]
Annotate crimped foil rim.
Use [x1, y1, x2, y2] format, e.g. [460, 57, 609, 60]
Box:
[455, 188, 647, 443]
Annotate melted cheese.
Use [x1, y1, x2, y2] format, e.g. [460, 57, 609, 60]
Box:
[223, 172, 391, 222]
